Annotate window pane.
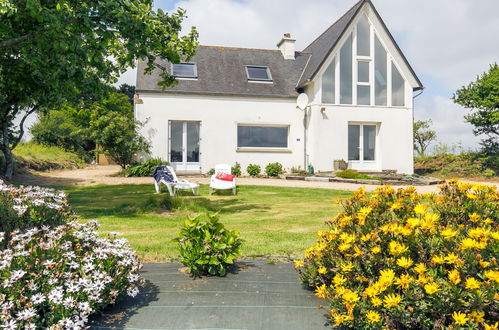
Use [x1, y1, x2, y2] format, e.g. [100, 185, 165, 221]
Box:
[238, 126, 288, 148]
[340, 34, 353, 104]
[172, 63, 197, 78]
[374, 35, 387, 106]
[357, 15, 370, 56]
[348, 125, 360, 161]
[322, 58, 335, 103]
[170, 122, 183, 162]
[357, 85, 370, 105]
[392, 63, 405, 106]
[186, 122, 200, 162]
[363, 125, 376, 160]
[246, 66, 271, 81]
[358, 61, 369, 83]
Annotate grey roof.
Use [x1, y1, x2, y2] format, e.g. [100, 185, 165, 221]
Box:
[136, 0, 422, 96]
[136, 46, 311, 98]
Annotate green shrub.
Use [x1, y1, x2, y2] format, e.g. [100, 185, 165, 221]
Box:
[231, 162, 242, 177]
[296, 181, 499, 329]
[246, 164, 261, 177]
[290, 166, 310, 176]
[175, 213, 242, 276]
[265, 162, 283, 177]
[336, 169, 378, 180]
[120, 158, 168, 177]
[207, 168, 215, 176]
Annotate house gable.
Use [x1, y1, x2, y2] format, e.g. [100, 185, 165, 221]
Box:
[298, 0, 422, 92]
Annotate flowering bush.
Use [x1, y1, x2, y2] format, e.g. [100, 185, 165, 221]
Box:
[0, 185, 73, 246]
[296, 180, 498, 329]
[0, 185, 144, 328]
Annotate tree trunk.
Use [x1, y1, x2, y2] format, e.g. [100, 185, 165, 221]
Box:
[1, 147, 14, 181]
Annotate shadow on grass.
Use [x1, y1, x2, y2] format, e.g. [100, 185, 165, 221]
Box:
[88, 280, 160, 329]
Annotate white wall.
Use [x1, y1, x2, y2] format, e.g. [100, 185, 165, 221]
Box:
[135, 93, 305, 173]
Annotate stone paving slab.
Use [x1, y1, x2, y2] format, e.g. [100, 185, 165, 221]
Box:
[88, 261, 330, 330]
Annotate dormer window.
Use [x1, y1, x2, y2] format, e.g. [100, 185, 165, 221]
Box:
[172, 63, 197, 79]
[245, 66, 272, 82]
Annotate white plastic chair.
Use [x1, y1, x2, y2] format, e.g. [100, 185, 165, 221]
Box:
[154, 165, 200, 196]
[209, 164, 237, 195]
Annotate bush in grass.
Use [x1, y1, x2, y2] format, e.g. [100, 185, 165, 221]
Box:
[335, 169, 379, 180]
[0, 185, 143, 328]
[121, 158, 168, 177]
[207, 168, 215, 176]
[295, 180, 498, 329]
[246, 164, 261, 177]
[175, 213, 242, 276]
[265, 162, 283, 177]
[231, 162, 242, 177]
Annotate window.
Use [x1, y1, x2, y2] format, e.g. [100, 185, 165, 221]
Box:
[340, 33, 353, 104]
[374, 35, 388, 106]
[357, 15, 370, 56]
[237, 125, 288, 148]
[322, 58, 336, 103]
[392, 63, 405, 106]
[245, 66, 272, 81]
[348, 124, 376, 161]
[172, 63, 197, 78]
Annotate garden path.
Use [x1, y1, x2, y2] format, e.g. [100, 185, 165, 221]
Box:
[88, 261, 329, 330]
[14, 165, 499, 192]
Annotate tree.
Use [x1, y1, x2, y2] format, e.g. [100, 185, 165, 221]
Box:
[453, 64, 499, 170]
[413, 119, 437, 157]
[0, 1, 198, 180]
[116, 84, 136, 106]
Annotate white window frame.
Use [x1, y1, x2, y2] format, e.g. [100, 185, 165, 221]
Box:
[171, 62, 198, 79]
[245, 65, 273, 83]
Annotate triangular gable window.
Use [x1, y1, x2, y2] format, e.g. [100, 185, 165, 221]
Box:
[321, 14, 407, 107]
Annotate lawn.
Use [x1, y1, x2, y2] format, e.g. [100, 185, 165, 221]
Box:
[62, 184, 352, 262]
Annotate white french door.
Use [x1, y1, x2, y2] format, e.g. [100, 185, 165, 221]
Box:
[169, 121, 201, 172]
[348, 123, 379, 171]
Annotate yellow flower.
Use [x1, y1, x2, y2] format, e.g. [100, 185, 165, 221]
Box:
[431, 255, 446, 265]
[460, 238, 480, 250]
[440, 227, 458, 239]
[364, 285, 380, 298]
[420, 213, 439, 231]
[469, 311, 485, 323]
[315, 284, 328, 299]
[468, 212, 481, 222]
[418, 274, 432, 285]
[366, 310, 381, 323]
[383, 293, 402, 308]
[480, 260, 491, 268]
[444, 253, 459, 264]
[371, 246, 381, 254]
[452, 311, 468, 325]
[371, 297, 383, 306]
[465, 277, 481, 290]
[379, 269, 396, 285]
[484, 322, 499, 330]
[338, 243, 351, 252]
[333, 274, 347, 287]
[397, 257, 414, 269]
[333, 314, 349, 326]
[448, 269, 461, 285]
[424, 282, 440, 294]
[395, 273, 413, 289]
[341, 262, 354, 272]
[414, 203, 428, 215]
[294, 260, 304, 268]
[391, 202, 402, 210]
[466, 192, 477, 199]
[484, 270, 499, 283]
[361, 233, 371, 241]
[414, 263, 427, 274]
[342, 289, 360, 304]
[406, 217, 420, 228]
[318, 266, 327, 274]
[389, 241, 409, 256]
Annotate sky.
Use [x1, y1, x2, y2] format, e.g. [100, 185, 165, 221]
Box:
[117, 0, 499, 152]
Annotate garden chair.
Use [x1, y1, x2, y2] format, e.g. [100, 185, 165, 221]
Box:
[153, 165, 200, 196]
[209, 164, 237, 195]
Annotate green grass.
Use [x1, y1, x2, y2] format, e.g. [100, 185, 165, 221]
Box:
[62, 184, 351, 262]
[6, 142, 85, 172]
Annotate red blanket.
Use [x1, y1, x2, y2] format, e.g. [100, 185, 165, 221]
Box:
[215, 172, 235, 181]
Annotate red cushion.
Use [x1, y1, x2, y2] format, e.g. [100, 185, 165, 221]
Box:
[215, 172, 235, 181]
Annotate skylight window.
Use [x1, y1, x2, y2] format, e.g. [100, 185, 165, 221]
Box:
[245, 66, 272, 81]
[172, 63, 197, 78]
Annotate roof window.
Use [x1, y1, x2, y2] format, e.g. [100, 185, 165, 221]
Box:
[172, 63, 197, 78]
[245, 66, 272, 82]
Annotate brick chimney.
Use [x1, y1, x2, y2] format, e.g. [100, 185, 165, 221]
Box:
[277, 33, 296, 60]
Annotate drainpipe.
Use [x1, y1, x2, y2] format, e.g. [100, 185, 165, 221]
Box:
[303, 106, 308, 170]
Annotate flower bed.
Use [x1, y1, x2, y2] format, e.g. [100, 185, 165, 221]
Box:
[0, 185, 143, 328]
[296, 180, 498, 329]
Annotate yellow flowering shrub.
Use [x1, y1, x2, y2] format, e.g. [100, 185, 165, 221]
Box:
[296, 180, 498, 329]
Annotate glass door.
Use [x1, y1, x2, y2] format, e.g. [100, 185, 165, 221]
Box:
[169, 121, 201, 171]
[348, 124, 378, 171]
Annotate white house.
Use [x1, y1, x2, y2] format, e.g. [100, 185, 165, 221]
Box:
[135, 0, 423, 175]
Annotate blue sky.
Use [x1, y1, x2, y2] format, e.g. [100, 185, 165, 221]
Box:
[118, 0, 499, 152]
